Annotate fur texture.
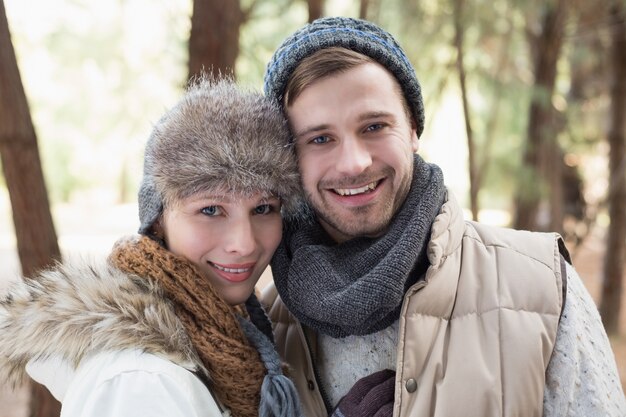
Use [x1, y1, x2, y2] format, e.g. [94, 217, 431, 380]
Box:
[138, 77, 303, 234]
[0, 257, 202, 386]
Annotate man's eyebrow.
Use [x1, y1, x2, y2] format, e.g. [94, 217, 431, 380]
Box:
[357, 111, 395, 122]
[292, 112, 396, 140]
[293, 123, 331, 140]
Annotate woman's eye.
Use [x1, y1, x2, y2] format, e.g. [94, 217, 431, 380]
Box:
[311, 135, 329, 144]
[201, 206, 221, 216]
[254, 204, 273, 215]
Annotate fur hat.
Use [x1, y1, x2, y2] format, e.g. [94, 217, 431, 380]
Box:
[263, 17, 425, 137]
[138, 77, 301, 235]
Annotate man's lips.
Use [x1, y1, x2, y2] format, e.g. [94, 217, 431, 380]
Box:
[208, 262, 256, 282]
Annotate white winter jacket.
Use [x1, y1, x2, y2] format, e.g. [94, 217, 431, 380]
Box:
[27, 350, 228, 417]
[0, 259, 229, 417]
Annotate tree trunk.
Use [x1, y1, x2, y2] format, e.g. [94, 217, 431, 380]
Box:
[0, 1, 62, 416]
[453, 0, 478, 221]
[28, 384, 61, 417]
[475, 7, 514, 198]
[188, 0, 244, 81]
[307, 0, 324, 22]
[514, 0, 568, 231]
[359, 0, 370, 19]
[548, 140, 564, 235]
[599, 3, 626, 335]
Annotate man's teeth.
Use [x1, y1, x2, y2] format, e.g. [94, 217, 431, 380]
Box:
[334, 181, 377, 196]
[212, 263, 250, 273]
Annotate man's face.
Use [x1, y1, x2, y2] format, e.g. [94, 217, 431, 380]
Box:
[287, 62, 419, 243]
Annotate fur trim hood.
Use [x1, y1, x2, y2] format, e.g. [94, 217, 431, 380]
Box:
[0, 257, 202, 385]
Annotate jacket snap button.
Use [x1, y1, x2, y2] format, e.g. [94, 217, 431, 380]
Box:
[307, 380, 315, 391]
[405, 378, 417, 393]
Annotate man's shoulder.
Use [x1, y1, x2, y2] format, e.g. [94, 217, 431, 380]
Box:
[260, 282, 298, 325]
[463, 221, 563, 263]
[465, 220, 555, 243]
[260, 281, 279, 309]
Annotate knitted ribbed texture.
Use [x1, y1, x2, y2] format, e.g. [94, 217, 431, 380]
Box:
[109, 236, 265, 417]
[270, 155, 445, 337]
[264, 17, 425, 137]
[330, 369, 395, 417]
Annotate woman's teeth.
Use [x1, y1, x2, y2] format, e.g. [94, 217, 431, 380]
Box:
[211, 263, 250, 273]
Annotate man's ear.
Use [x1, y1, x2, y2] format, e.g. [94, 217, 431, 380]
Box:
[410, 118, 419, 153]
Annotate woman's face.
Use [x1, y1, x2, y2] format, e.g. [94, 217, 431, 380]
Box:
[160, 191, 283, 305]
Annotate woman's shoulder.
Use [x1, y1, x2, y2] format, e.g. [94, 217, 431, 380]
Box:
[78, 349, 201, 383]
[56, 349, 228, 417]
[1, 254, 201, 380]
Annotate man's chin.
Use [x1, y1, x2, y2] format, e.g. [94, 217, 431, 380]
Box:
[308, 196, 393, 241]
[318, 214, 389, 242]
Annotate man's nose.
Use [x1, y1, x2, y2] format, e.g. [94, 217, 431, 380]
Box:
[335, 137, 372, 176]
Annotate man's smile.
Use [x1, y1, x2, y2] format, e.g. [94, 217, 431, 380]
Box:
[332, 180, 381, 196]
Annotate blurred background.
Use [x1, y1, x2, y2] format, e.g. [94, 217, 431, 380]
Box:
[0, 0, 625, 415]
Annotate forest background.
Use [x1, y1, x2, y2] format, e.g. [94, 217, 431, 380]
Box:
[0, 0, 625, 416]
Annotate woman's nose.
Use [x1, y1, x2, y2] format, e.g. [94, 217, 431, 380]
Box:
[224, 218, 256, 256]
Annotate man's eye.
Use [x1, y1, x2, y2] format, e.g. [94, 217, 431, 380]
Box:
[254, 204, 272, 215]
[365, 123, 384, 132]
[311, 136, 329, 144]
[201, 206, 220, 216]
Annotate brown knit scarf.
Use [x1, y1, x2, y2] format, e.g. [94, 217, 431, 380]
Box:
[108, 235, 266, 417]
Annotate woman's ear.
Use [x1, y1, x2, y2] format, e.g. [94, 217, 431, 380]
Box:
[150, 217, 167, 247]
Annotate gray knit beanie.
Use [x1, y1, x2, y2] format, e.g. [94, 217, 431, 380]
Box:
[137, 77, 301, 235]
[264, 17, 425, 137]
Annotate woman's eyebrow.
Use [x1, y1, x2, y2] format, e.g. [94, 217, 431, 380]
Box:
[186, 193, 229, 203]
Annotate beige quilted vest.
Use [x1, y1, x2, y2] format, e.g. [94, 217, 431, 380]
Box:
[394, 194, 564, 417]
[263, 193, 565, 417]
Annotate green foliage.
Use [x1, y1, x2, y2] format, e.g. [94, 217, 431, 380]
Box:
[4, 0, 614, 213]
[41, 138, 86, 202]
[238, 0, 309, 88]
[6, 0, 189, 204]
[373, 0, 541, 208]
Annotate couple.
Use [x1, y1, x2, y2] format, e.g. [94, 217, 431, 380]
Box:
[1, 17, 624, 417]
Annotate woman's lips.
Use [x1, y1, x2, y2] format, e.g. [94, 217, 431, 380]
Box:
[209, 262, 255, 283]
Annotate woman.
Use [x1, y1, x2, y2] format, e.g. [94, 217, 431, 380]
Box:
[0, 78, 302, 417]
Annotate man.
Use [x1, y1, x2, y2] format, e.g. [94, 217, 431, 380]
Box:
[262, 17, 625, 417]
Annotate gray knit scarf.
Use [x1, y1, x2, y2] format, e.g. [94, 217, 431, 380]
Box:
[237, 314, 303, 417]
[271, 155, 445, 338]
